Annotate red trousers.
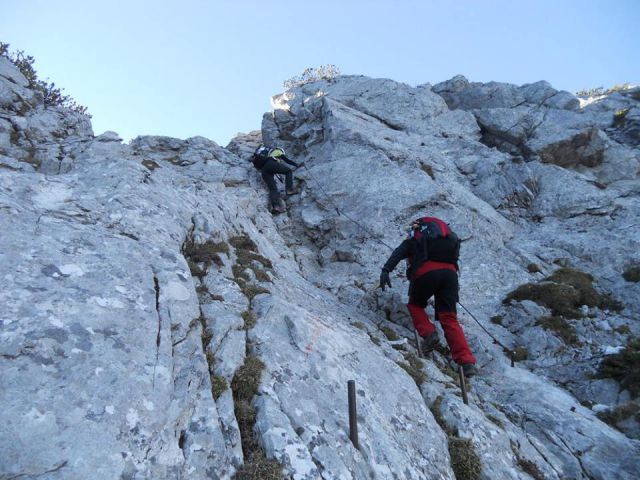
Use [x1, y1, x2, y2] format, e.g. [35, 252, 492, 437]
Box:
[407, 264, 476, 365]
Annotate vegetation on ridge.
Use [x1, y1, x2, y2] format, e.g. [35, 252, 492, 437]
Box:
[575, 83, 636, 97]
[0, 41, 89, 114]
[282, 64, 341, 90]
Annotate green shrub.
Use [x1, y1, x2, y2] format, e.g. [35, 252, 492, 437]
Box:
[351, 321, 366, 330]
[282, 64, 340, 90]
[490, 315, 504, 326]
[598, 338, 640, 397]
[0, 42, 88, 114]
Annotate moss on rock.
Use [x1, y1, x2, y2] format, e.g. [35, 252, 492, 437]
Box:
[504, 281, 581, 318]
[504, 267, 623, 317]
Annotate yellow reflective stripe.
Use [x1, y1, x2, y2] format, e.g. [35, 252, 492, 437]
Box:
[269, 148, 285, 158]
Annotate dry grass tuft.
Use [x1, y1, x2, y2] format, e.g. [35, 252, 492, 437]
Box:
[449, 438, 482, 480]
[211, 375, 228, 400]
[380, 326, 399, 341]
[598, 338, 640, 397]
[536, 316, 579, 345]
[623, 264, 640, 283]
[242, 310, 257, 330]
[596, 402, 640, 428]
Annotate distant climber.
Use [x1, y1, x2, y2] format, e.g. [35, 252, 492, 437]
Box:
[379, 217, 478, 377]
[251, 145, 300, 213]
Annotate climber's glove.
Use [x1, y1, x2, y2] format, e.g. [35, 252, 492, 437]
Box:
[379, 269, 392, 291]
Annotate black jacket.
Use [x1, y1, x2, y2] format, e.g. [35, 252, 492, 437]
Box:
[383, 239, 415, 274]
[252, 154, 298, 170]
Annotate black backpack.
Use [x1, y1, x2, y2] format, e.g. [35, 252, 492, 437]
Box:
[251, 145, 270, 170]
[409, 217, 460, 274]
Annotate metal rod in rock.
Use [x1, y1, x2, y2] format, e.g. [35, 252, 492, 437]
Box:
[458, 366, 469, 405]
[347, 380, 359, 450]
[414, 329, 423, 358]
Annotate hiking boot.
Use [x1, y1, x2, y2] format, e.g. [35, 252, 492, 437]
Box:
[271, 202, 287, 214]
[461, 363, 478, 378]
[421, 332, 440, 353]
[285, 188, 300, 196]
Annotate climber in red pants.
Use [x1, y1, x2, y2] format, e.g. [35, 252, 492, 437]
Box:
[379, 216, 477, 376]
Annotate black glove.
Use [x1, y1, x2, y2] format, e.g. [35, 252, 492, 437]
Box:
[379, 269, 391, 291]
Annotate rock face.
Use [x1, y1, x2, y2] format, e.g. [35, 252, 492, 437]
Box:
[1, 57, 639, 480]
[433, 75, 640, 184]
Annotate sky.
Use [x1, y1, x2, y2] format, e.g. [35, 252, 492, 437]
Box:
[2, 0, 639, 146]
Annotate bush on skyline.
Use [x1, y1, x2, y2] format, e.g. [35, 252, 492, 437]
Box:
[283, 64, 341, 90]
[0, 41, 89, 115]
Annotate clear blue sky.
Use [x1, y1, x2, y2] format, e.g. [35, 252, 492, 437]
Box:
[2, 0, 639, 146]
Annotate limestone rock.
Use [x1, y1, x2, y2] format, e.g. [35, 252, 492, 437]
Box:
[1, 55, 639, 480]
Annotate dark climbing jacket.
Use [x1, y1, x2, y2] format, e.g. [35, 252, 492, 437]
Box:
[383, 217, 460, 279]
